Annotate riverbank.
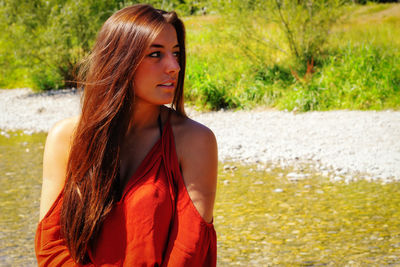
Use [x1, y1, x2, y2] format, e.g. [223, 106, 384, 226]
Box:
[1, 88, 399, 182]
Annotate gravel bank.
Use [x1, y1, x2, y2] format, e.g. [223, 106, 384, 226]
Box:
[1, 88, 399, 182]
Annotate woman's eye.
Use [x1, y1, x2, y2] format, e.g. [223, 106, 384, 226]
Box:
[173, 51, 180, 58]
[148, 51, 161, 58]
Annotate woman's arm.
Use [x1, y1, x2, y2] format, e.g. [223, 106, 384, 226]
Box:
[177, 119, 218, 223]
[36, 116, 95, 267]
[39, 116, 78, 221]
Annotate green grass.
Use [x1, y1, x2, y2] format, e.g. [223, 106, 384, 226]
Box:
[277, 44, 400, 111]
[215, 163, 400, 265]
[0, 67, 33, 89]
[183, 3, 400, 111]
[352, 2, 393, 17]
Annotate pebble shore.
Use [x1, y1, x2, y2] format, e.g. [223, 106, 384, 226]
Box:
[1, 88, 399, 182]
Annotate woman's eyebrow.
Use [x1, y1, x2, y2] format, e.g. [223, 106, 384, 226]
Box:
[150, 44, 180, 48]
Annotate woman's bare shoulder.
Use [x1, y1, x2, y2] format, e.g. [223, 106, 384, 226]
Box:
[47, 116, 80, 143]
[39, 115, 80, 221]
[171, 113, 217, 152]
[171, 112, 218, 223]
[44, 116, 80, 163]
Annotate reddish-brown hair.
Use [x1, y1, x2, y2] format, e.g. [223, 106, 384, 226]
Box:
[61, 4, 186, 264]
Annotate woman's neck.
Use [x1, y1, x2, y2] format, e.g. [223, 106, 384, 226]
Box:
[128, 101, 161, 133]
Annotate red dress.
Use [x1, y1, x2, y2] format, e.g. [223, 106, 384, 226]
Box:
[35, 116, 217, 266]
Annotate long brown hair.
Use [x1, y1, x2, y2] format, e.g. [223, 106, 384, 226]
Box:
[61, 4, 186, 264]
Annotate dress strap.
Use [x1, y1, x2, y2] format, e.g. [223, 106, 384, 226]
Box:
[157, 112, 163, 137]
[158, 107, 173, 137]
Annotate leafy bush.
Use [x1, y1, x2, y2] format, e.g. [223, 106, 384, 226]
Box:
[279, 44, 400, 111]
[1, 0, 130, 90]
[223, 0, 349, 64]
[30, 67, 64, 91]
[185, 57, 240, 110]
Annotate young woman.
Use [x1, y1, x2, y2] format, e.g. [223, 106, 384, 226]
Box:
[35, 4, 218, 266]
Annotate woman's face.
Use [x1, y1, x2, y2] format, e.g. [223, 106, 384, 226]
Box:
[133, 23, 181, 106]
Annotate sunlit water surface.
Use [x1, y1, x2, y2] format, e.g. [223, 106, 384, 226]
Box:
[0, 131, 45, 266]
[1, 131, 399, 266]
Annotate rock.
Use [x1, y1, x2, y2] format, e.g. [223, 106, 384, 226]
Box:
[223, 165, 237, 171]
[333, 176, 342, 182]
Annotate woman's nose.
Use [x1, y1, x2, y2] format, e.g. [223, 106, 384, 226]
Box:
[165, 53, 180, 74]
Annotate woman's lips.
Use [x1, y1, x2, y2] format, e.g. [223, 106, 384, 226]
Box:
[157, 81, 176, 90]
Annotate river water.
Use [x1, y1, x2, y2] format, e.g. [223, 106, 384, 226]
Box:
[1, 130, 400, 266]
[0, 131, 45, 266]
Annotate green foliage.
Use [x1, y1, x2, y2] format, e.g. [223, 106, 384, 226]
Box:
[183, 2, 400, 111]
[278, 44, 400, 111]
[1, 0, 129, 90]
[30, 67, 64, 91]
[354, 0, 399, 4]
[1, 1, 400, 111]
[35, 0, 132, 90]
[186, 59, 240, 110]
[223, 0, 349, 63]
[0, 0, 216, 90]
[272, 0, 348, 62]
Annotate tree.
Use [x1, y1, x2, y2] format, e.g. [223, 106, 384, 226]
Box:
[273, 0, 348, 63]
[225, 0, 349, 66]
